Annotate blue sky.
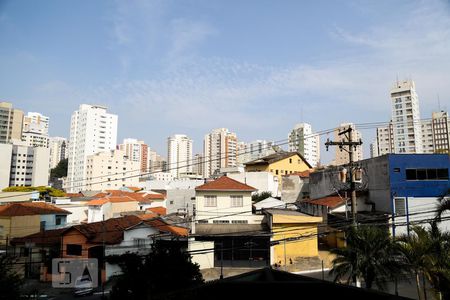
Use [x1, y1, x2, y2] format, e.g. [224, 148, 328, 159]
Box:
[1, 0, 449, 163]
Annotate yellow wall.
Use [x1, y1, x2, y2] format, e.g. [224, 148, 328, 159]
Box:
[245, 154, 310, 185]
[0, 215, 41, 244]
[272, 223, 319, 265]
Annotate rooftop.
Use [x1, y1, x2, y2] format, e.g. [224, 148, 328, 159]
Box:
[195, 176, 256, 192]
[244, 151, 312, 168]
[0, 202, 71, 216]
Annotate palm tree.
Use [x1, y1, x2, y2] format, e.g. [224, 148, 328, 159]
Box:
[330, 225, 404, 290]
[436, 196, 450, 222]
[397, 222, 450, 300]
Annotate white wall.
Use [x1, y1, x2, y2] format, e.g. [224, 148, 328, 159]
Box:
[227, 172, 279, 197]
[0, 144, 12, 189]
[188, 239, 214, 270]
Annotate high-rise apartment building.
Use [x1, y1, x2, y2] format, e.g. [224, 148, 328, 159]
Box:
[391, 80, 422, 153]
[332, 123, 363, 165]
[67, 104, 118, 192]
[49, 137, 68, 169]
[192, 153, 204, 177]
[22, 112, 50, 148]
[0, 102, 24, 144]
[430, 111, 450, 153]
[203, 128, 237, 178]
[167, 134, 193, 178]
[118, 138, 149, 173]
[288, 123, 320, 167]
[147, 149, 167, 173]
[85, 149, 140, 191]
[0, 143, 50, 188]
[237, 140, 275, 165]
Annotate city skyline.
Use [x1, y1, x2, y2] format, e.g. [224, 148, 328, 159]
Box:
[1, 0, 449, 162]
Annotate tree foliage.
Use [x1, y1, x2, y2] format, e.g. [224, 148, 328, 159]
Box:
[2, 186, 65, 198]
[330, 225, 404, 289]
[108, 241, 204, 300]
[397, 223, 450, 300]
[251, 191, 273, 203]
[0, 256, 23, 300]
[50, 158, 68, 179]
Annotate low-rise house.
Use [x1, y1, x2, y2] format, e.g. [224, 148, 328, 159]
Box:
[0, 202, 70, 245]
[309, 154, 450, 236]
[11, 214, 189, 281]
[244, 152, 312, 191]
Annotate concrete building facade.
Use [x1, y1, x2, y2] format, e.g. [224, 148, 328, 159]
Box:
[332, 123, 363, 165]
[203, 128, 238, 178]
[67, 104, 118, 192]
[0, 143, 50, 188]
[118, 138, 149, 173]
[288, 123, 320, 167]
[237, 140, 275, 166]
[167, 134, 193, 178]
[85, 149, 140, 191]
[49, 137, 67, 169]
[390, 80, 423, 154]
[0, 102, 23, 144]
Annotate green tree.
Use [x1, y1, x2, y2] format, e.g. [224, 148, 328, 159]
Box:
[397, 223, 450, 300]
[108, 240, 204, 300]
[50, 158, 68, 179]
[251, 191, 273, 203]
[330, 225, 404, 289]
[0, 256, 23, 300]
[2, 186, 65, 198]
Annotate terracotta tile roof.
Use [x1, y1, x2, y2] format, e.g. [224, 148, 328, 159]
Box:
[65, 192, 84, 198]
[86, 198, 110, 206]
[126, 186, 142, 192]
[244, 151, 312, 168]
[0, 202, 71, 216]
[137, 213, 158, 220]
[10, 228, 66, 246]
[93, 192, 109, 198]
[305, 196, 345, 208]
[146, 206, 167, 216]
[144, 218, 189, 237]
[195, 176, 257, 192]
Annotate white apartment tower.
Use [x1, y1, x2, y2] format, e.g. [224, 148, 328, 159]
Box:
[0, 143, 50, 189]
[66, 104, 118, 192]
[49, 137, 68, 169]
[22, 112, 50, 148]
[118, 138, 149, 173]
[391, 80, 422, 153]
[167, 134, 193, 178]
[203, 128, 237, 178]
[332, 123, 363, 165]
[288, 123, 320, 167]
[430, 111, 450, 153]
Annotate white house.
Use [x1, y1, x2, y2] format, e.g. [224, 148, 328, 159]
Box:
[194, 176, 264, 227]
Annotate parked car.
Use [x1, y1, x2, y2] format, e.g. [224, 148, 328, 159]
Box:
[73, 275, 94, 297]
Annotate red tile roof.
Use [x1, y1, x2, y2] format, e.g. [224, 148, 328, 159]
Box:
[126, 186, 142, 192]
[305, 196, 345, 208]
[65, 192, 84, 198]
[195, 176, 257, 192]
[146, 206, 167, 216]
[0, 202, 71, 216]
[285, 170, 311, 178]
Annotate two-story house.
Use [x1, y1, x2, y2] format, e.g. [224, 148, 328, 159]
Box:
[0, 202, 70, 245]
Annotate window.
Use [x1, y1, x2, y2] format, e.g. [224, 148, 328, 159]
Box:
[289, 158, 292, 163]
[204, 195, 217, 207]
[231, 195, 243, 207]
[275, 170, 279, 175]
[133, 238, 146, 248]
[231, 220, 248, 224]
[66, 244, 82, 256]
[213, 220, 230, 224]
[406, 168, 449, 180]
[394, 197, 406, 216]
[55, 215, 64, 226]
[198, 219, 208, 224]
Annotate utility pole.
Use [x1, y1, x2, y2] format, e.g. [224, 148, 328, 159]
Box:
[102, 214, 105, 299]
[325, 126, 363, 225]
